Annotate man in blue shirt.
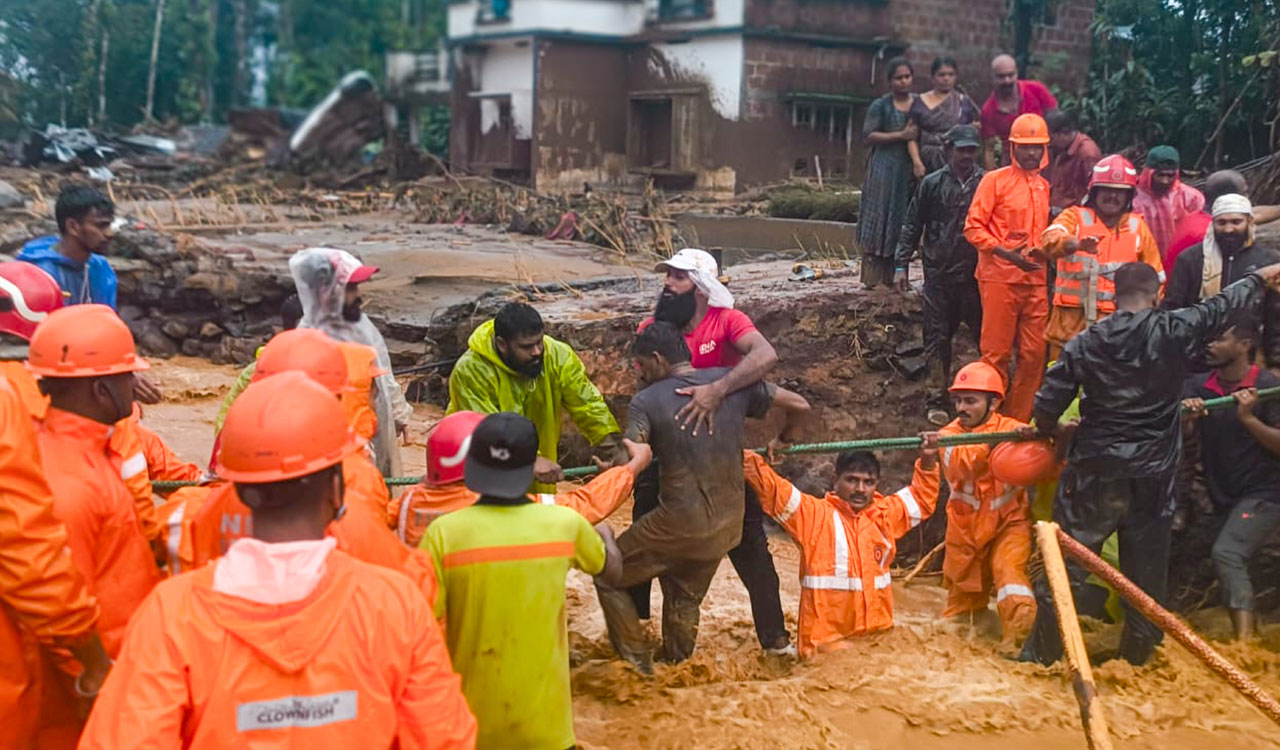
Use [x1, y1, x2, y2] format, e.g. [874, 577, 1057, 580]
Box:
[19, 185, 163, 402]
[18, 184, 118, 308]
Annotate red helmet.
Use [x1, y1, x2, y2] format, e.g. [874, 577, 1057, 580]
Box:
[425, 411, 486, 486]
[1088, 154, 1138, 191]
[0, 262, 64, 341]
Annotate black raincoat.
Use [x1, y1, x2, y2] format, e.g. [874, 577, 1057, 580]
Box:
[1035, 274, 1265, 478]
[893, 164, 986, 281]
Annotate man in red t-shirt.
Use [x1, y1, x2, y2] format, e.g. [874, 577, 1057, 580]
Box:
[980, 54, 1058, 170]
[631, 248, 793, 653]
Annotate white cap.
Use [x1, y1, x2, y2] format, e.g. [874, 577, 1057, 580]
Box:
[1212, 193, 1254, 218]
[654, 248, 734, 308]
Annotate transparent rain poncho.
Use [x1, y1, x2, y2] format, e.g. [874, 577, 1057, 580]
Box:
[289, 247, 411, 478]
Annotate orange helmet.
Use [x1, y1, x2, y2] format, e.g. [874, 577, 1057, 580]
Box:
[27, 304, 149, 378]
[949, 361, 1006, 398]
[251, 328, 348, 394]
[989, 439, 1062, 486]
[216, 371, 365, 483]
[1008, 113, 1050, 145]
[426, 411, 486, 486]
[0, 262, 63, 341]
[1088, 154, 1138, 191]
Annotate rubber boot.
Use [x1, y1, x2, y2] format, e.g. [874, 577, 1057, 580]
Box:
[1229, 608, 1256, 641]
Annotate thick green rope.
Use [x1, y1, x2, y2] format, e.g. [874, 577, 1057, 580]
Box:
[152, 385, 1280, 490]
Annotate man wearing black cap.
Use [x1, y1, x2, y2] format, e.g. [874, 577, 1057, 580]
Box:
[423, 412, 628, 750]
[894, 123, 986, 425]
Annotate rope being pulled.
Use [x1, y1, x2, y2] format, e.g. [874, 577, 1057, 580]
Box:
[151, 385, 1280, 490]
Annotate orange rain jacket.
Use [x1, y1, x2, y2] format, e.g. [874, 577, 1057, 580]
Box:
[110, 406, 203, 547]
[0, 359, 47, 417]
[0, 380, 100, 750]
[743, 452, 939, 657]
[37, 407, 162, 656]
[338, 342, 382, 442]
[937, 414, 1036, 635]
[963, 163, 1051, 286]
[167, 457, 437, 604]
[78, 549, 476, 750]
[389, 467, 636, 547]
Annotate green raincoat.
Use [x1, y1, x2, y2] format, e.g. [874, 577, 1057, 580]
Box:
[447, 320, 620, 493]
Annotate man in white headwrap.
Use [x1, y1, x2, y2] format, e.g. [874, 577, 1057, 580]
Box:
[630, 248, 794, 654]
[1165, 194, 1280, 370]
[289, 247, 413, 477]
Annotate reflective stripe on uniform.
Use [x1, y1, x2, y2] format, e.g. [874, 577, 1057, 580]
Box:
[996, 583, 1035, 602]
[775, 485, 803, 524]
[799, 572, 892, 591]
[167, 502, 185, 575]
[537, 494, 556, 505]
[895, 487, 922, 528]
[120, 452, 147, 481]
[989, 487, 1020, 511]
[831, 511, 850, 577]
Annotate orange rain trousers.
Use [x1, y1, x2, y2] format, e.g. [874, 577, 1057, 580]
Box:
[743, 452, 939, 657]
[0, 380, 100, 750]
[78, 550, 476, 750]
[938, 414, 1036, 640]
[976, 281, 1048, 422]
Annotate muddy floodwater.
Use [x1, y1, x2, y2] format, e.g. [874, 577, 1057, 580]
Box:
[143, 358, 1280, 749]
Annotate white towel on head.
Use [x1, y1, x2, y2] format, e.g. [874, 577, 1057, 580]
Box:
[1201, 194, 1256, 298]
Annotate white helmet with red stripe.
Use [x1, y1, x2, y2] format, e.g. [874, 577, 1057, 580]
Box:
[425, 411, 486, 486]
[0, 261, 64, 341]
[1088, 154, 1139, 191]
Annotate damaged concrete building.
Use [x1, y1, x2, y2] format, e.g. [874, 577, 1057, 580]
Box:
[445, 0, 1095, 194]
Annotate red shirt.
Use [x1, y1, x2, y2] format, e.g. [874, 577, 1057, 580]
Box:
[637, 307, 757, 369]
[980, 80, 1058, 164]
[1045, 132, 1102, 210]
[1167, 210, 1212, 274]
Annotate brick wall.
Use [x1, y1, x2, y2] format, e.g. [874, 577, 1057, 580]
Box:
[889, 0, 1094, 102]
[745, 0, 892, 39]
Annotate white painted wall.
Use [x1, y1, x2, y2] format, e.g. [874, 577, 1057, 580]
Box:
[450, 0, 647, 39]
[471, 40, 536, 138]
[649, 36, 743, 120]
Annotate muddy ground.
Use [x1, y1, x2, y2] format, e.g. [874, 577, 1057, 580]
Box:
[141, 357, 1280, 750]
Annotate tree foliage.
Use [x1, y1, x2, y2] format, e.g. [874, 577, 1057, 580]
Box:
[1060, 0, 1280, 169]
[0, 0, 441, 132]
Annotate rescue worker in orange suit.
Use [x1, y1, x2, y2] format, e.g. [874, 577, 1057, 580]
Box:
[963, 112, 1053, 421]
[173, 329, 436, 601]
[1041, 154, 1163, 360]
[934, 361, 1038, 641]
[79, 373, 477, 749]
[742, 438, 939, 657]
[390, 410, 648, 547]
[1021, 261, 1280, 666]
[27, 304, 162, 656]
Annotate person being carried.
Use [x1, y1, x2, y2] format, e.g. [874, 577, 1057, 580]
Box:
[934, 362, 1038, 642]
[1040, 154, 1162, 360]
[448, 301, 625, 493]
[963, 112, 1053, 421]
[1181, 314, 1280, 641]
[79, 373, 477, 749]
[425, 412, 629, 750]
[895, 124, 986, 425]
[595, 322, 810, 673]
[631, 247, 791, 653]
[1165, 194, 1280, 370]
[742, 438, 938, 658]
[390, 410, 649, 547]
[1021, 260, 1280, 666]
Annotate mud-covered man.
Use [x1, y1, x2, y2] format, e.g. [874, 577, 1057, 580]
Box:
[595, 322, 809, 673]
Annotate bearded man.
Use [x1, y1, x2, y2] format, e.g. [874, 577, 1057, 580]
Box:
[1165, 194, 1280, 370]
[627, 248, 796, 654]
[447, 301, 625, 494]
